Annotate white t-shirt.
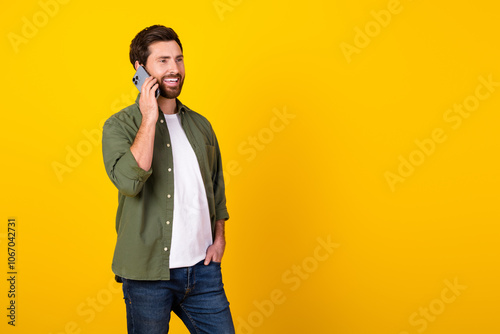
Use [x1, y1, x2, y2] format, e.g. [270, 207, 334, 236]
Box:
[164, 113, 212, 268]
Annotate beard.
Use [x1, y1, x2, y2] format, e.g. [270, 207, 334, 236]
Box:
[159, 75, 184, 99]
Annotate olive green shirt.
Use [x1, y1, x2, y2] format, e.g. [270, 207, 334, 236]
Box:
[102, 94, 229, 280]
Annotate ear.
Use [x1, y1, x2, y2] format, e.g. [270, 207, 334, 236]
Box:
[134, 61, 140, 70]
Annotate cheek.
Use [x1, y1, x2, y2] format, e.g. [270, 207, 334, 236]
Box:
[146, 63, 163, 76]
[151, 67, 164, 78]
[178, 64, 186, 75]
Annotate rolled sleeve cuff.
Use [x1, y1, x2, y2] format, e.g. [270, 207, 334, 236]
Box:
[116, 149, 152, 182]
[215, 209, 229, 222]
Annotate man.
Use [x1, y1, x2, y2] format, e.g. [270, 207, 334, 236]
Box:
[102, 25, 234, 333]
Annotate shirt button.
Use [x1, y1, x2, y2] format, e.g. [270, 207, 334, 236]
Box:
[164, 247, 168, 251]
[167, 194, 171, 198]
[167, 143, 170, 147]
[166, 221, 170, 225]
[160, 119, 164, 123]
[168, 168, 172, 172]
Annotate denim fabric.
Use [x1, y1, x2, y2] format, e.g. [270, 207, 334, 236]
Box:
[121, 260, 235, 334]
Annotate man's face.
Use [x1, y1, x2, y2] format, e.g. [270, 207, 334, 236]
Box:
[144, 40, 185, 99]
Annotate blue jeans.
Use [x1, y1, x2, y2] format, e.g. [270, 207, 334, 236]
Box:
[121, 260, 235, 334]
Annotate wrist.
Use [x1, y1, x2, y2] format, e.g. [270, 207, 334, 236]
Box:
[213, 236, 225, 246]
[141, 115, 158, 127]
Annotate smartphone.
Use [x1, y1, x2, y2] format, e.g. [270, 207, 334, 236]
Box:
[132, 65, 160, 98]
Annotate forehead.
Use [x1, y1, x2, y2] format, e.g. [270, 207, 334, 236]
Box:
[148, 40, 183, 57]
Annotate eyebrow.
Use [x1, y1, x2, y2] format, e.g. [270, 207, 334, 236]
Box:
[156, 55, 184, 60]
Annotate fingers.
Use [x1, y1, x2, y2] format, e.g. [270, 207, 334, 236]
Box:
[204, 246, 215, 265]
[141, 76, 158, 98]
[204, 251, 215, 265]
[138, 76, 159, 123]
[204, 245, 224, 265]
[204, 255, 221, 265]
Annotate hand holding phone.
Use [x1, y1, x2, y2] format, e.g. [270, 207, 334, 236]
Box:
[133, 66, 160, 124]
[132, 66, 160, 99]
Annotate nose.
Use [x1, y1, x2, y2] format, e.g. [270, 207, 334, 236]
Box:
[167, 59, 179, 75]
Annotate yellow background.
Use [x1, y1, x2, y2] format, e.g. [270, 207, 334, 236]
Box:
[1, 0, 499, 333]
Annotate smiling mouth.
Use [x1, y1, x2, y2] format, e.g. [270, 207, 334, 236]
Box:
[163, 77, 180, 86]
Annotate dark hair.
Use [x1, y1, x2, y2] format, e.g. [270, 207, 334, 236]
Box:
[129, 25, 183, 68]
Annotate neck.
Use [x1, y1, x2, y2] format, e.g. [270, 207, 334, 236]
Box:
[158, 96, 177, 115]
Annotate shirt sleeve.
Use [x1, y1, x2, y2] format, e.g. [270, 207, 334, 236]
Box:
[102, 117, 152, 197]
[213, 131, 230, 221]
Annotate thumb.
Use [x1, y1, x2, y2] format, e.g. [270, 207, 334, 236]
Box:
[204, 251, 212, 265]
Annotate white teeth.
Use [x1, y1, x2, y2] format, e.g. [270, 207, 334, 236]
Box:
[165, 78, 178, 82]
